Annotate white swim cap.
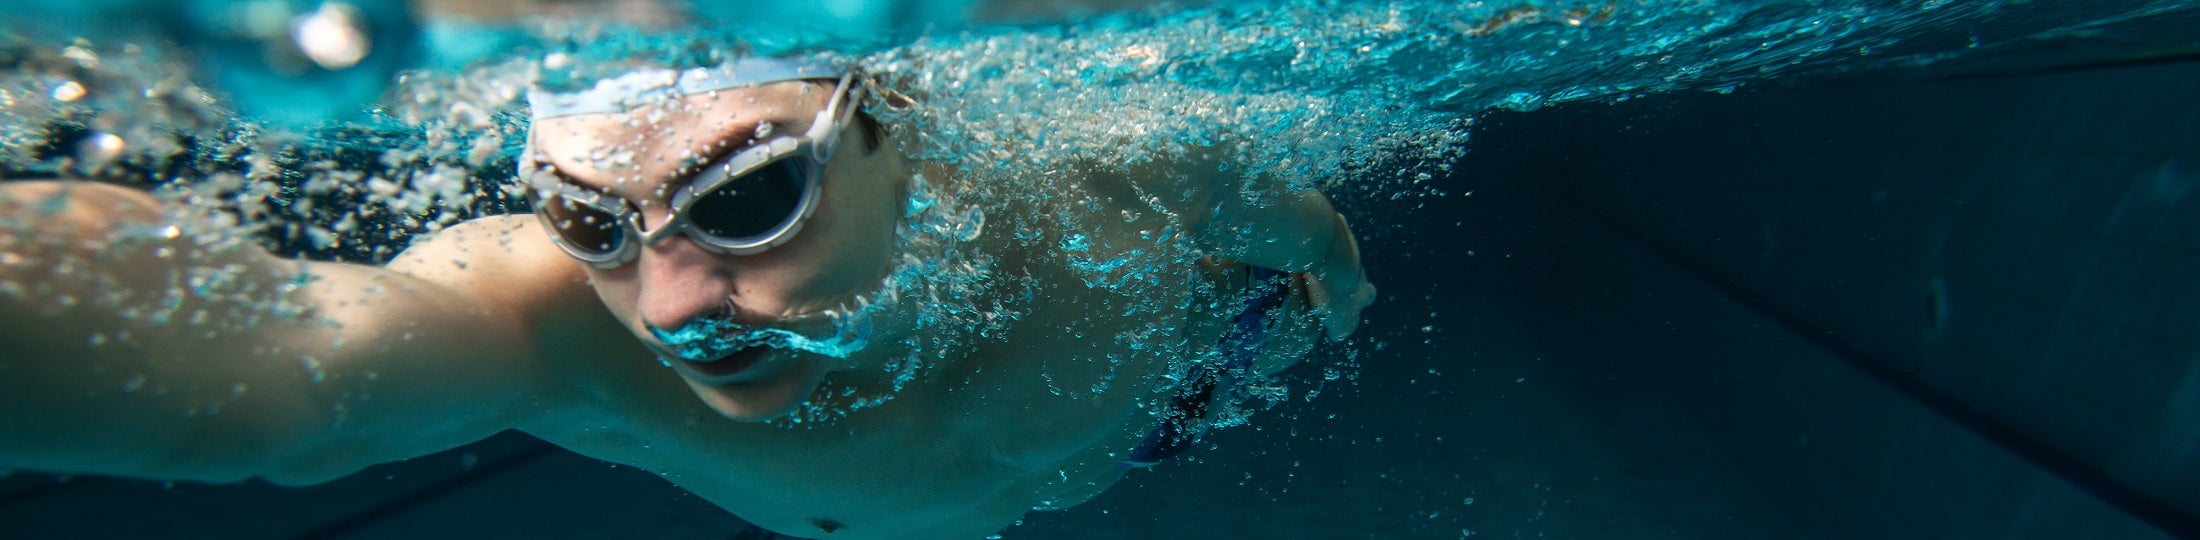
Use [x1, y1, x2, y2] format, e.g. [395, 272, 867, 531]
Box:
[527, 56, 844, 119]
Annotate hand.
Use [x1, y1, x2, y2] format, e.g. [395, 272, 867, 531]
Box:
[1306, 271, 1375, 342]
[1305, 217, 1374, 342]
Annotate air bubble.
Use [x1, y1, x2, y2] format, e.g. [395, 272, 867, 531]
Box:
[75, 132, 126, 166]
[51, 81, 86, 102]
[292, 2, 371, 70]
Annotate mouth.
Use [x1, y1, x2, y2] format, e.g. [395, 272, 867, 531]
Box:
[670, 345, 778, 385]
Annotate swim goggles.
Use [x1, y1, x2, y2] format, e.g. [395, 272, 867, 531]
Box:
[520, 62, 858, 268]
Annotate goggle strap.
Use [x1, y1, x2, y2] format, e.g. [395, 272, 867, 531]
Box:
[808, 72, 859, 161]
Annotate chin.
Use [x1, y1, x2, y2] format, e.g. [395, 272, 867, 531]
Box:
[682, 359, 831, 422]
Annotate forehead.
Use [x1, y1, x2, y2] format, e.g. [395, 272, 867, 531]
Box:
[527, 81, 828, 192]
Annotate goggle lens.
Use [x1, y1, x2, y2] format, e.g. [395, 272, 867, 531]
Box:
[689, 158, 811, 242]
[539, 194, 626, 255]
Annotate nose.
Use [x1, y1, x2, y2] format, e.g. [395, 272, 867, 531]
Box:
[634, 234, 737, 334]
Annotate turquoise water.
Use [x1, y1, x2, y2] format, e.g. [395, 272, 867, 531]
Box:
[4, 0, 2199, 538]
[3, 0, 2189, 239]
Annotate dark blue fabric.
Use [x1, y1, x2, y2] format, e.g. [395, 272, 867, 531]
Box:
[1121, 267, 1289, 468]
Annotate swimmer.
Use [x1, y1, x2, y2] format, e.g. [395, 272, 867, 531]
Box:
[0, 57, 1373, 539]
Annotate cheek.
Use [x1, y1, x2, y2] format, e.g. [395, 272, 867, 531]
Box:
[584, 267, 644, 324]
[824, 173, 900, 256]
[772, 173, 896, 292]
[829, 164, 902, 245]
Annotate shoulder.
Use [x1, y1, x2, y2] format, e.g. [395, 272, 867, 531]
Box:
[385, 214, 596, 320]
[382, 214, 640, 422]
[1099, 150, 1229, 218]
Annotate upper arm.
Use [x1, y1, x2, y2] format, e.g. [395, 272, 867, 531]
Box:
[1112, 147, 1351, 274]
[1115, 149, 1371, 340]
[383, 215, 594, 330]
[1198, 184, 1349, 274]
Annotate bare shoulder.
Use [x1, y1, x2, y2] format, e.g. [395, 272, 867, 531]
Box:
[381, 215, 647, 426]
[1093, 149, 1229, 226]
[386, 215, 595, 321]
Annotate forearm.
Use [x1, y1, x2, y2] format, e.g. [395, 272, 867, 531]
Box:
[0, 181, 341, 479]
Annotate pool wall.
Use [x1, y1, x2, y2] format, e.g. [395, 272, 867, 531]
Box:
[1471, 59, 2199, 538]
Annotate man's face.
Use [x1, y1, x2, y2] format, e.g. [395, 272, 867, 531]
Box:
[526, 81, 904, 420]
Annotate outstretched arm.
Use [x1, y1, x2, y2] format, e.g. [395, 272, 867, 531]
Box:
[0, 181, 574, 485]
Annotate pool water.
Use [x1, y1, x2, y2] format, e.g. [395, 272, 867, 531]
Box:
[3, 0, 2198, 538]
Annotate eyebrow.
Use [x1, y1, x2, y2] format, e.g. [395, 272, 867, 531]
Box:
[540, 119, 771, 200]
[668, 119, 771, 181]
